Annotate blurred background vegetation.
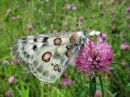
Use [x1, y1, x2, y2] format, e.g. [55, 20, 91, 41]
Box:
[0, 0, 130, 97]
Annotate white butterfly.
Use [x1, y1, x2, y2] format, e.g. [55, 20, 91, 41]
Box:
[11, 31, 100, 83]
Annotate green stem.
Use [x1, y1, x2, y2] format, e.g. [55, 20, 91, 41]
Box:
[99, 75, 104, 97]
[89, 76, 96, 97]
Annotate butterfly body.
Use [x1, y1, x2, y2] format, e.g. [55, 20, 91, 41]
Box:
[11, 31, 85, 83]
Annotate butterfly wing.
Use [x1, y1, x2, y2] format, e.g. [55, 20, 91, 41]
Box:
[11, 34, 48, 70]
[29, 44, 70, 83]
[11, 32, 84, 83]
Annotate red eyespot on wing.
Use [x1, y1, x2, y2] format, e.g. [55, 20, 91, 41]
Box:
[54, 38, 62, 45]
[66, 51, 73, 57]
[69, 34, 77, 43]
[42, 52, 52, 62]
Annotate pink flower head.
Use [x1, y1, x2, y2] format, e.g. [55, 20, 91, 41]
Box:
[127, 7, 130, 12]
[120, 44, 130, 50]
[74, 37, 112, 74]
[27, 24, 33, 31]
[4, 88, 13, 97]
[95, 89, 102, 97]
[121, 61, 128, 69]
[2, 60, 9, 65]
[64, 5, 71, 10]
[62, 78, 72, 86]
[63, 71, 67, 76]
[64, 5, 77, 11]
[12, 16, 17, 21]
[100, 33, 107, 40]
[71, 6, 77, 10]
[8, 76, 16, 84]
[79, 16, 84, 22]
[11, 58, 19, 65]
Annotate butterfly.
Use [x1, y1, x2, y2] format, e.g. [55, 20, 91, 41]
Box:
[11, 31, 100, 83]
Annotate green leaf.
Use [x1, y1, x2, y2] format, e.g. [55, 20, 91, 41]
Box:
[89, 77, 96, 97]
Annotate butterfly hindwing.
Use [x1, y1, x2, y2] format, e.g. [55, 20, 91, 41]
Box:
[29, 44, 71, 83]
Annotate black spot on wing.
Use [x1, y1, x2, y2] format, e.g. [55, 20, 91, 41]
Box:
[23, 51, 27, 55]
[33, 38, 37, 42]
[21, 37, 28, 44]
[21, 37, 27, 40]
[42, 37, 49, 46]
[66, 45, 75, 50]
[42, 43, 46, 47]
[22, 40, 27, 44]
[43, 37, 49, 43]
[32, 45, 37, 51]
[53, 64, 61, 72]
[23, 51, 30, 58]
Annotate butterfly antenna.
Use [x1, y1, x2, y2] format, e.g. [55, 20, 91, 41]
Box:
[77, 20, 92, 38]
[77, 19, 84, 31]
[78, 20, 82, 30]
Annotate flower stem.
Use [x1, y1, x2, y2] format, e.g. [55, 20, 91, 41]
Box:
[99, 75, 104, 97]
[89, 77, 96, 97]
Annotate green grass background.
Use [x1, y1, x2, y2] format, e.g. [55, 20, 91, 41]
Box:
[0, 0, 130, 97]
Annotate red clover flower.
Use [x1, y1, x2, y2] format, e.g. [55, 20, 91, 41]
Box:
[74, 37, 112, 74]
